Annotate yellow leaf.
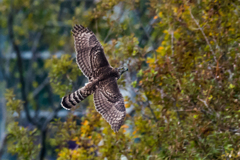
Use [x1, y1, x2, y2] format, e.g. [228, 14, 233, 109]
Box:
[159, 12, 163, 17]
[58, 151, 66, 157]
[163, 30, 168, 34]
[229, 84, 235, 89]
[59, 39, 65, 46]
[208, 95, 213, 100]
[173, 7, 177, 13]
[122, 124, 129, 128]
[133, 130, 137, 135]
[82, 120, 89, 126]
[156, 46, 164, 53]
[32, 81, 38, 88]
[146, 57, 155, 64]
[72, 150, 77, 155]
[72, 137, 78, 142]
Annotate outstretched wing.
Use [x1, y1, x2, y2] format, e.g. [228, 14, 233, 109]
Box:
[72, 25, 110, 79]
[94, 77, 126, 132]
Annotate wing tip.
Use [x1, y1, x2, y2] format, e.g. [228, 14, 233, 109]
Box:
[93, 90, 126, 133]
[106, 112, 126, 133]
[71, 24, 84, 34]
[71, 24, 92, 36]
[74, 24, 84, 29]
[111, 125, 121, 133]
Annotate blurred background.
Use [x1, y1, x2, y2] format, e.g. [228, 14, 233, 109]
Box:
[1, 0, 240, 159]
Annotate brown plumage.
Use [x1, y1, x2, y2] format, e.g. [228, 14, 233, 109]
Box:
[61, 25, 128, 132]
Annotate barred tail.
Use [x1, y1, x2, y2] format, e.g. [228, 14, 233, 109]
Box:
[61, 89, 86, 110]
[61, 80, 98, 110]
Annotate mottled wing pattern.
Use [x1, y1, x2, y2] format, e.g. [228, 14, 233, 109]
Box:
[72, 25, 110, 79]
[94, 77, 126, 132]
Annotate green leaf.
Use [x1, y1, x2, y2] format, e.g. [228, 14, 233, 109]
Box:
[131, 81, 137, 88]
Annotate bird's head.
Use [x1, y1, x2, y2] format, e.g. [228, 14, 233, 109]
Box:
[117, 67, 128, 79]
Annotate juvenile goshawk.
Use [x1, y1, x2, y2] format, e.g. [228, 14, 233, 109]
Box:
[61, 25, 128, 132]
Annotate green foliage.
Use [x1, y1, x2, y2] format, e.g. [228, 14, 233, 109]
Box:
[7, 122, 40, 160]
[2, 0, 240, 159]
[45, 55, 82, 97]
[103, 34, 140, 67]
[5, 89, 23, 117]
[4, 90, 40, 160]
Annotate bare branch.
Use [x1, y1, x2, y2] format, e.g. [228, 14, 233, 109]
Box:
[171, 30, 174, 56]
[197, 97, 216, 114]
[132, 0, 157, 51]
[32, 77, 49, 99]
[0, 98, 6, 158]
[103, 3, 124, 43]
[39, 105, 61, 160]
[104, 28, 113, 43]
[188, 7, 216, 62]
[0, 134, 8, 158]
[8, 6, 39, 126]
[26, 31, 44, 92]
[146, 100, 158, 122]
[8, 12, 27, 119]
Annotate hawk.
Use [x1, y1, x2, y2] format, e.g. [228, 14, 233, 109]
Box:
[61, 25, 128, 132]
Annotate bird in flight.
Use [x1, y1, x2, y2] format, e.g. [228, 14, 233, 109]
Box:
[61, 25, 128, 132]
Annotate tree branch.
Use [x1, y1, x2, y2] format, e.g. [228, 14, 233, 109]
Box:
[8, 7, 38, 126]
[171, 30, 174, 56]
[0, 134, 8, 158]
[0, 98, 6, 158]
[188, 7, 216, 62]
[32, 77, 49, 99]
[146, 100, 158, 122]
[0, 50, 10, 84]
[103, 3, 124, 43]
[26, 31, 44, 93]
[8, 12, 27, 117]
[131, 0, 157, 51]
[39, 105, 61, 160]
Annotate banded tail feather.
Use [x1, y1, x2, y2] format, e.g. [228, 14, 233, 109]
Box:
[61, 80, 98, 110]
[61, 89, 85, 110]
